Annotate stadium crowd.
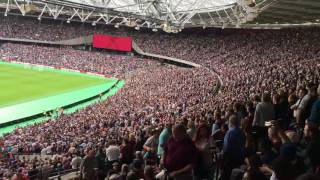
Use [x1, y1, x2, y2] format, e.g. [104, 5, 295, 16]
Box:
[0, 16, 124, 41]
[0, 16, 320, 180]
[0, 43, 158, 78]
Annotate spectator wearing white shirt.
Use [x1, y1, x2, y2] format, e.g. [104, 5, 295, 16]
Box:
[106, 140, 120, 163]
[253, 93, 275, 128]
[70, 154, 82, 170]
[291, 88, 307, 119]
[253, 93, 275, 138]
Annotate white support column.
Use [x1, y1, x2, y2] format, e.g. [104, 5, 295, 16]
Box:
[5, 0, 10, 16]
[45, 4, 55, 17]
[197, 13, 204, 25]
[54, 6, 64, 19]
[67, 8, 79, 22]
[38, 4, 48, 20]
[230, 7, 240, 22]
[13, 0, 25, 15]
[73, 8, 83, 22]
[236, 5, 246, 18]
[223, 9, 234, 23]
[207, 12, 216, 25]
[93, 16, 103, 24]
[82, 11, 94, 22]
[93, 13, 110, 24]
[216, 11, 225, 23]
[175, 12, 186, 21]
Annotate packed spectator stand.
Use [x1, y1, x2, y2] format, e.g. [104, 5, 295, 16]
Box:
[0, 16, 320, 180]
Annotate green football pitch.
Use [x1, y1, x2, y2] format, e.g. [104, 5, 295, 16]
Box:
[0, 61, 120, 127]
[0, 62, 109, 107]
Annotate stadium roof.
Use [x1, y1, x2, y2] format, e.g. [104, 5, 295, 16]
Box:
[1, 0, 320, 32]
[252, 0, 320, 25]
[68, 0, 237, 13]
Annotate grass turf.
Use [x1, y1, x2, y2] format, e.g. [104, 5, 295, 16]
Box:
[0, 80, 125, 136]
[0, 62, 109, 108]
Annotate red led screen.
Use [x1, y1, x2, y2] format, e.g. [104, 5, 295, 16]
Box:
[92, 34, 132, 52]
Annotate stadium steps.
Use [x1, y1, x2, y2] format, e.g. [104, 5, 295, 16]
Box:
[131, 41, 201, 68]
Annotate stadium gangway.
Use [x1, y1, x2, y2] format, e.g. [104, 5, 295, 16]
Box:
[142, 52, 201, 68]
[131, 41, 201, 68]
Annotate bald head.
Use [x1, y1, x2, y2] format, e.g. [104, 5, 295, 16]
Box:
[229, 115, 238, 128]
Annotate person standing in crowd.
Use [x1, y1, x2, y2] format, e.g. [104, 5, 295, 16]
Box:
[120, 164, 129, 180]
[291, 88, 307, 125]
[186, 120, 196, 139]
[273, 93, 289, 127]
[106, 162, 121, 179]
[233, 102, 245, 122]
[221, 115, 246, 180]
[70, 153, 82, 170]
[143, 129, 160, 165]
[120, 138, 135, 165]
[12, 168, 28, 180]
[106, 140, 120, 165]
[253, 93, 275, 138]
[296, 84, 318, 127]
[41, 161, 52, 180]
[157, 122, 172, 159]
[308, 84, 320, 126]
[304, 121, 320, 174]
[193, 122, 214, 180]
[240, 117, 255, 156]
[28, 164, 39, 180]
[162, 124, 197, 180]
[211, 110, 223, 136]
[96, 148, 107, 180]
[80, 148, 97, 180]
[128, 159, 144, 179]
